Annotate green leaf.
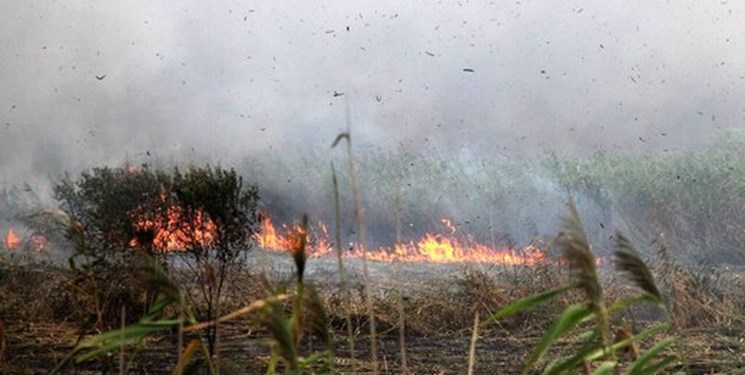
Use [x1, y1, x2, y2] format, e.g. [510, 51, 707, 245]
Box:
[575, 329, 598, 342]
[637, 356, 676, 375]
[593, 361, 617, 375]
[607, 294, 661, 314]
[583, 333, 635, 362]
[566, 323, 670, 371]
[522, 303, 594, 375]
[482, 285, 575, 326]
[626, 337, 675, 374]
[138, 254, 181, 303]
[628, 323, 670, 343]
[75, 319, 180, 362]
[543, 340, 598, 375]
[298, 350, 331, 370]
[545, 323, 667, 375]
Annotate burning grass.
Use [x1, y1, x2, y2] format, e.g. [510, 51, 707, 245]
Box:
[255, 215, 548, 266]
[3, 229, 20, 250]
[242, 130, 745, 266]
[129, 204, 218, 251]
[3, 135, 745, 373]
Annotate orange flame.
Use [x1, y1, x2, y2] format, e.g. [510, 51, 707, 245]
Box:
[130, 206, 217, 251]
[254, 216, 545, 265]
[4, 229, 20, 250]
[254, 216, 332, 255]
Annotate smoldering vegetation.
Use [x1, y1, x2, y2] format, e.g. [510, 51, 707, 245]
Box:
[2, 1, 745, 372]
[236, 128, 745, 265]
[3, 127, 745, 268]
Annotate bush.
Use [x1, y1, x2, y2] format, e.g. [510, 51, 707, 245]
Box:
[51, 164, 262, 343]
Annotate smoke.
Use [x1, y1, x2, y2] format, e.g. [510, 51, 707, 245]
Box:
[1, 1, 744, 247]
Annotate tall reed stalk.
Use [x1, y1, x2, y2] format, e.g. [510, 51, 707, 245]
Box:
[394, 184, 409, 374]
[331, 162, 356, 373]
[332, 98, 379, 374]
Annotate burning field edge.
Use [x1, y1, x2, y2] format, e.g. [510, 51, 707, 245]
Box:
[3, 140, 745, 373]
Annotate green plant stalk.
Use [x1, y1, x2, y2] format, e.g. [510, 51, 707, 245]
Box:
[545, 323, 669, 374]
[467, 312, 479, 375]
[520, 303, 594, 375]
[72, 220, 105, 334]
[596, 303, 612, 361]
[119, 305, 126, 375]
[331, 162, 356, 373]
[333, 106, 378, 374]
[394, 183, 409, 374]
[176, 302, 184, 375]
[347, 130, 379, 375]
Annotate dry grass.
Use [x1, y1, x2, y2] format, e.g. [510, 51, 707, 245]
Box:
[2, 246, 745, 373]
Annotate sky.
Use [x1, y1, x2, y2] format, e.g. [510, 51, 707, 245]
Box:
[1, 1, 744, 188]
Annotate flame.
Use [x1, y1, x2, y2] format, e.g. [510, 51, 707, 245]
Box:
[254, 216, 545, 265]
[2, 228, 47, 252]
[4, 229, 20, 250]
[130, 206, 217, 251]
[254, 216, 333, 255]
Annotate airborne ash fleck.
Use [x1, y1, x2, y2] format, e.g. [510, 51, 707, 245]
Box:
[0, 1, 743, 194]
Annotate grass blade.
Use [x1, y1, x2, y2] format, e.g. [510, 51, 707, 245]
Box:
[592, 361, 617, 375]
[521, 303, 594, 375]
[172, 339, 200, 375]
[483, 285, 574, 326]
[76, 320, 180, 362]
[626, 337, 675, 374]
[607, 294, 661, 314]
[543, 339, 599, 374]
[637, 356, 676, 375]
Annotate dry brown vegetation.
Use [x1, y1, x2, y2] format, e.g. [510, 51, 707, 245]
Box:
[3, 136, 745, 374]
[2, 240, 745, 374]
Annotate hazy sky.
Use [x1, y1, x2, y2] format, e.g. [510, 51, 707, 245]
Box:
[1, 1, 744, 186]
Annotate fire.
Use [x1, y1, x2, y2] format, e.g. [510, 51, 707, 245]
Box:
[130, 206, 217, 251]
[2, 228, 48, 252]
[255, 216, 545, 265]
[254, 216, 288, 249]
[4, 229, 20, 250]
[254, 216, 333, 255]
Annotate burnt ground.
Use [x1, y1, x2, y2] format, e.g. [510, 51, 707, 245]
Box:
[6, 317, 745, 374]
[4, 251, 745, 373]
[5, 321, 530, 374]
